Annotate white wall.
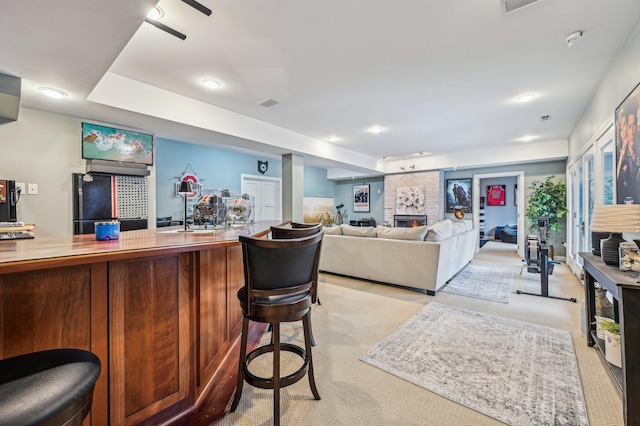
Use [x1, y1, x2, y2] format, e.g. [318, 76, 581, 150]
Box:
[569, 18, 640, 159]
[0, 107, 156, 235]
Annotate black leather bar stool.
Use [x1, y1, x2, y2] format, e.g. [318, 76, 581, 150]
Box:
[270, 222, 323, 306]
[0, 348, 101, 426]
[230, 232, 323, 426]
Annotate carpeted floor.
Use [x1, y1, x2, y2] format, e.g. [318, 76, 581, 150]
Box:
[361, 302, 588, 425]
[440, 264, 513, 303]
[219, 240, 623, 426]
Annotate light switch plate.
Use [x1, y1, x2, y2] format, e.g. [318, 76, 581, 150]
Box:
[27, 183, 38, 195]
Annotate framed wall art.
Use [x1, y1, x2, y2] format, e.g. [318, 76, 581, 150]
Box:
[353, 184, 370, 212]
[445, 179, 472, 213]
[487, 184, 506, 206]
[615, 81, 640, 204]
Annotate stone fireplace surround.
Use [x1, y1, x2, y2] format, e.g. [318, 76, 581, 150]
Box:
[384, 171, 444, 227]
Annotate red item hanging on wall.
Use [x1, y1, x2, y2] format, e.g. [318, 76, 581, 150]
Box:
[487, 185, 506, 206]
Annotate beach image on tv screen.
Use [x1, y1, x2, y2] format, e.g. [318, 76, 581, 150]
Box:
[82, 122, 153, 165]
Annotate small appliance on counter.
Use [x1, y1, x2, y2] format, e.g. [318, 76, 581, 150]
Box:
[0, 180, 18, 222]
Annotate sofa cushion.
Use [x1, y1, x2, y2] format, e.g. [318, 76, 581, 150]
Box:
[376, 225, 428, 241]
[425, 220, 453, 242]
[323, 225, 343, 235]
[451, 221, 466, 235]
[341, 224, 377, 237]
[462, 220, 473, 231]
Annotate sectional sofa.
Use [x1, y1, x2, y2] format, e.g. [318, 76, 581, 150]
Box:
[319, 220, 478, 295]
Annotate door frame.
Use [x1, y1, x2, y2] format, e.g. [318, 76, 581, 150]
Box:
[472, 171, 525, 257]
[240, 174, 283, 222]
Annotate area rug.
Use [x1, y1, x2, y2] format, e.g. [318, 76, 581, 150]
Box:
[441, 264, 514, 303]
[361, 302, 589, 426]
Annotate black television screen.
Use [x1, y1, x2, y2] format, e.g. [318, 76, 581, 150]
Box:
[82, 122, 154, 166]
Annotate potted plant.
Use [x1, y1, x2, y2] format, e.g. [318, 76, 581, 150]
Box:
[600, 320, 622, 368]
[525, 176, 567, 232]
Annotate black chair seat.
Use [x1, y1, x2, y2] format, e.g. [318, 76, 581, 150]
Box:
[0, 349, 101, 426]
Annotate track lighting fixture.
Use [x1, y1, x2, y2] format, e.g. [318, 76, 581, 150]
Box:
[145, 18, 186, 40]
[182, 0, 212, 16]
[145, 0, 212, 40]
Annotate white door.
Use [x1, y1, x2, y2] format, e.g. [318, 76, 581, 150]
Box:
[566, 124, 614, 276]
[241, 174, 282, 222]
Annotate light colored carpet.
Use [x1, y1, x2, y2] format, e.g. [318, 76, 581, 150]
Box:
[361, 301, 588, 425]
[441, 264, 514, 303]
[219, 240, 623, 426]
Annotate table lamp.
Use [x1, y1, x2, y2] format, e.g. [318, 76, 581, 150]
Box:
[590, 204, 640, 266]
[178, 181, 193, 232]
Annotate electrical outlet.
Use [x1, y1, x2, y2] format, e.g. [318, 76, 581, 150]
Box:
[27, 183, 38, 195]
[16, 182, 26, 194]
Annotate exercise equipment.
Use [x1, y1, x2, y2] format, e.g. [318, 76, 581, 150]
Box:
[517, 217, 576, 303]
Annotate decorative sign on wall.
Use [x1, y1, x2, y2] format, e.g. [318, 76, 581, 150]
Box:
[487, 184, 506, 206]
[354, 184, 371, 212]
[396, 186, 425, 214]
[445, 179, 471, 213]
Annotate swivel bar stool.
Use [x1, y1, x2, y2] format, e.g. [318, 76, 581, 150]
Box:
[0, 348, 101, 426]
[230, 232, 323, 426]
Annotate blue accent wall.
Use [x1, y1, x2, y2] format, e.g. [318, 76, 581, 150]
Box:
[156, 138, 281, 219]
[335, 177, 384, 224]
[304, 165, 336, 197]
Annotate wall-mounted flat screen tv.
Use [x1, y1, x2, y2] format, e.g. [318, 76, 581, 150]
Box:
[82, 122, 154, 166]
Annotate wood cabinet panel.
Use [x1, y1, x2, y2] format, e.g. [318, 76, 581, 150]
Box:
[227, 245, 244, 337]
[109, 254, 191, 425]
[0, 266, 92, 357]
[196, 247, 228, 396]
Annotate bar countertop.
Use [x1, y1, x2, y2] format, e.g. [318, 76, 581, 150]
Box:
[0, 221, 281, 274]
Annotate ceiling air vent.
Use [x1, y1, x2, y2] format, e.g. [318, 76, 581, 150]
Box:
[504, 0, 540, 13]
[258, 98, 279, 108]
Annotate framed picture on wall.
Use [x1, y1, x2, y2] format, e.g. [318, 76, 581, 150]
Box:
[487, 185, 506, 206]
[445, 179, 472, 213]
[615, 81, 640, 204]
[353, 184, 370, 212]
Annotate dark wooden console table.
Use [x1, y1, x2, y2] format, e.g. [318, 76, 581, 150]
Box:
[580, 252, 640, 425]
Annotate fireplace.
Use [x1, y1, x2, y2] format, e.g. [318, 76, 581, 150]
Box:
[394, 214, 427, 227]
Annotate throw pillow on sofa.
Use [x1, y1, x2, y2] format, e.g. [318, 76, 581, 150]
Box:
[341, 224, 377, 237]
[376, 225, 428, 241]
[425, 219, 453, 242]
[451, 221, 466, 235]
[323, 225, 343, 235]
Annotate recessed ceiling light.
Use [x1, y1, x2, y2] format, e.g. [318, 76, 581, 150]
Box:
[368, 126, 384, 134]
[37, 87, 68, 99]
[519, 135, 536, 142]
[326, 136, 340, 142]
[202, 78, 222, 89]
[515, 93, 536, 102]
[147, 6, 164, 20]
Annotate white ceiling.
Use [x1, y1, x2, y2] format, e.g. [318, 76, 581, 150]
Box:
[2, 0, 640, 176]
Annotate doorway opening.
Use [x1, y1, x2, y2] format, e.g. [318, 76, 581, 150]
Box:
[473, 171, 525, 258]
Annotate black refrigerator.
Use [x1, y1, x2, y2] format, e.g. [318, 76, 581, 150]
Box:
[73, 172, 148, 234]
